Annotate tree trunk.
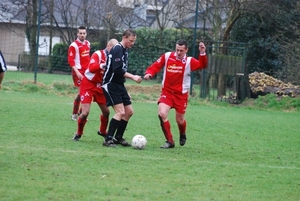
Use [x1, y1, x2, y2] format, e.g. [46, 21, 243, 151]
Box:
[218, 74, 226, 97]
[26, 0, 38, 71]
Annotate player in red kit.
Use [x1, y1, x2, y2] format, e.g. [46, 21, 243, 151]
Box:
[73, 39, 118, 141]
[68, 26, 90, 121]
[144, 40, 208, 148]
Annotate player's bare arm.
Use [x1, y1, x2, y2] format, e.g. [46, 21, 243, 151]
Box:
[124, 72, 142, 83]
[72, 66, 83, 80]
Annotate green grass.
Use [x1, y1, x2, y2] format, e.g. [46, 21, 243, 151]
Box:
[1, 74, 300, 200]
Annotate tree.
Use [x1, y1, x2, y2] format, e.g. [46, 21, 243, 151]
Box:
[231, 0, 300, 85]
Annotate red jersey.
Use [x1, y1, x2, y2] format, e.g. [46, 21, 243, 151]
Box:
[68, 39, 90, 73]
[145, 52, 208, 94]
[84, 50, 107, 83]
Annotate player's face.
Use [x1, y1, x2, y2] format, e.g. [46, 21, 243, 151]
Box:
[77, 29, 87, 42]
[123, 35, 136, 48]
[175, 44, 188, 60]
[106, 44, 113, 52]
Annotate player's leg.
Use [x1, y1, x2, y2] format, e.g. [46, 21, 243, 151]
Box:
[113, 104, 133, 146]
[103, 103, 125, 147]
[175, 112, 187, 146]
[73, 103, 90, 141]
[94, 89, 110, 137]
[71, 75, 81, 121]
[73, 81, 91, 141]
[97, 103, 110, 137]
[158, 102, 174, 148]
[113, 88, 133, 146]
[174, 93, 188, 146]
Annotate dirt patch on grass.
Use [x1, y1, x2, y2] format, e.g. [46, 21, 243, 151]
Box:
[126, 84, 162, 95]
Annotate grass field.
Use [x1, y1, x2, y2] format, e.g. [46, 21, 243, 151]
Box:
[0, 72, 300, 200]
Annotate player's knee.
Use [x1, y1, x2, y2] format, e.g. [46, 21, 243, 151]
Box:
[128, 108, 134, 117]
[75, 94, 80, 101]
[79, 112, 89, 120]
[158, 113, 167, 121]
[176, 118, 184, 124]
[116, 111, 125, 119]
[103, 111, 110, 117]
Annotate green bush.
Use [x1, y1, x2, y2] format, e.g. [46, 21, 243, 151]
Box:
[51, 43, 69, 72]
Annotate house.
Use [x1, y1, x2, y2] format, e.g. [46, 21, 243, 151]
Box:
[0, 0, 209, 66]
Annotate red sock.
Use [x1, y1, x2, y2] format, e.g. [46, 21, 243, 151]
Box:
[99, 115, 109, 134]
[77, 117, 87, 135]
[162, 120, 174, 144]
[177, 120, 186, 135]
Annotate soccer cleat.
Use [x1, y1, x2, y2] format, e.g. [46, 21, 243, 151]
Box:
[71, 114, 78, 121]
[179, 134, 187, 146]
[160, 141, 175, 149]
[113, 138, 131, 147]
[103, 140, 117, 147]
[73, 133, 81, 141]
[97, 130, 107, 138]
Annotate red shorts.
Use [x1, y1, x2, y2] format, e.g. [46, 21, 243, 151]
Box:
[80, 78, 106, 105]
[72, 70, 84, 87]
[158, 89, 188, 114]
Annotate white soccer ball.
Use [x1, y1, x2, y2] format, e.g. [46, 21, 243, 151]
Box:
[132, 135, 147, 150]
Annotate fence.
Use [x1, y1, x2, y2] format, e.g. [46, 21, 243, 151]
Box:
[197, 41, 249, 103]
[7, 41, 249, 103]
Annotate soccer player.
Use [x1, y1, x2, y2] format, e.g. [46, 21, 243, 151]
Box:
[102, 29, 143, 147]
[0, 50, 7, 90]
[72, 39, 119, 141]
[68, 26, 90, 121]
[144, 40, 208, 148]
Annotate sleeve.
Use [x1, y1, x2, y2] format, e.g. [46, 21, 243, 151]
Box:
[0, 51, 7, 72]
[190, 54, 208, 71]
[111, 46, 125, 76]
[145, 53, 166, 77]
[68, 45, 76, 67]
[88, 52, 101, 73]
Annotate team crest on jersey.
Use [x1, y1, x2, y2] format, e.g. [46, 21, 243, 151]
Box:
[182, 59, 186, 64]
[115, 58, 121, 62]
[81, 50, 90, 57]
[90, 58, 95, 63]
[69, 52, 73, 56]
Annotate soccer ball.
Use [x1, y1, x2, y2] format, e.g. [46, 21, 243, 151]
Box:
[132, 135, 147, 150]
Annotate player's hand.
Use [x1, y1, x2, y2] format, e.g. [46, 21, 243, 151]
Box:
[199, 42, 206, 55]
[133, 75, 142, 83]
[144, 74, 152, 80]
[77, 72, 83, 80]
[100, 63, 106, 69]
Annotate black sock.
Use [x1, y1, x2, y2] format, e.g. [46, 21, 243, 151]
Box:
[106, 118, 120, 141]
[114, 119, 128, 140]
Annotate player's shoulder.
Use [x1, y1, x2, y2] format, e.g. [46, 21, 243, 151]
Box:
[113, 43, 122, 49]
[110, 43, 122, 53]
[165, 51, 175, 58]
[69, 40, 80, 48]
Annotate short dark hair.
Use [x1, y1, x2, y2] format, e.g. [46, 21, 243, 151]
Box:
[176, 39, 188, 48]
[123, 29, 136, 38]
[78, 26, 86, 31]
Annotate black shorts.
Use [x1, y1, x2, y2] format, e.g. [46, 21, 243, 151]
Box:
[102, 82, 131, 107]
